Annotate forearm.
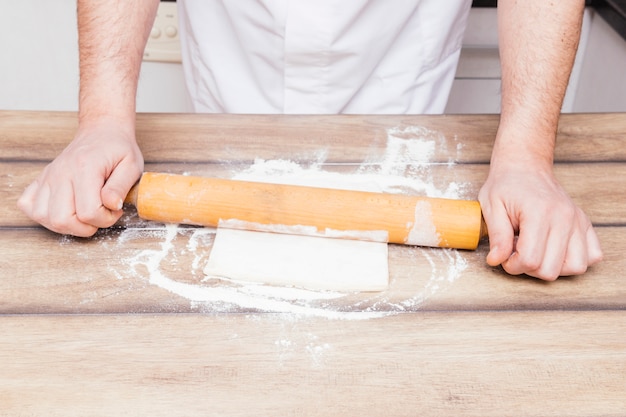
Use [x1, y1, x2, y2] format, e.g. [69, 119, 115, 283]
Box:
[495, 0, 584, 168]
[77, 0, 159, 126]
[478, 0, 603, 280]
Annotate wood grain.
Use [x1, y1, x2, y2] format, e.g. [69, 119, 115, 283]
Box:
[1, 226, 624, 314]
[1, 111, 625, 416]
[2, 111, 626, 162]
[0, 312, 624, 417]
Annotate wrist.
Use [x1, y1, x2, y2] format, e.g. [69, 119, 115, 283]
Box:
[78, 93, 136, 127]
[76, 113, 137, 142]
[490, 123, 556, 173]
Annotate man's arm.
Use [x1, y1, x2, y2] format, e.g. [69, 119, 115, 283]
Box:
[78, 0, 158, 124]
[478, 0, 603, 280]
[18, 0, 159, 236]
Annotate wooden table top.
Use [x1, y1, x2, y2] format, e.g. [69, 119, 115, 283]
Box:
[1, 110, 625, 416]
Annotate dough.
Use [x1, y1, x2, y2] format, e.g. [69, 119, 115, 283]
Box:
[204, 228, 389, 292]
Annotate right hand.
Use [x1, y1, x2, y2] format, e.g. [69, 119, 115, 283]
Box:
[17, 118, 144, 237]
[479, 159, 603, 280]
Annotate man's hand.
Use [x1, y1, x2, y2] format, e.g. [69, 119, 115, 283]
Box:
[478, 159, 603, 280]
[485, 0, 604, 280]
[19, 0, 159, 236]
[18, 120, 143, 237]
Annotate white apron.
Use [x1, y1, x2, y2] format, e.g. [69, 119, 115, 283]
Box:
[178, 0, 472, 114]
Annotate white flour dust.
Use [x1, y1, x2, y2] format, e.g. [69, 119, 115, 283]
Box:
[118, 224, 381, 319]
[232, 127, 463, 199]
[110, 125, 470, 319]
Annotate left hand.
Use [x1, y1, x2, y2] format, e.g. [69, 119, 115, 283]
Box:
[478, 160, 603, 281]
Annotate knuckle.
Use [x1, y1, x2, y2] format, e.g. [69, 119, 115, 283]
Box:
[571, 266, 588, 277]
[49, 216, 97, 237]
[590, 251, 604, 265]
[76, 205, 118, 229]
[563, 259, 590, 277]
[537, 270, 560, 281]
[75, 207, 98, 224]
[517, 253, 543, 273]
[30, 207, 49, 225]
[16, 196, 29, 213]
[47, 215, 75, 234]
[509, 253, 563, 281]
[533, 260, 562, 281]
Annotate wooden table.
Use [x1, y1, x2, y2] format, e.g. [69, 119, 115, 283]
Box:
[1, 111, 625, 416]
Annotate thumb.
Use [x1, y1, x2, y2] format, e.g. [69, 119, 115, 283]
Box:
[101, 163, 143, 212]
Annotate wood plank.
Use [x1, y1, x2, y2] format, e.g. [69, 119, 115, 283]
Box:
[556, 112, 626, 161]
[0, 112, 496, 163]
[554, 162, 626, 223]
[2, 111, 626, 163]
[1, 226, 624, 314]
[4, 160, 626, 227]
[0, 312, 624, 416]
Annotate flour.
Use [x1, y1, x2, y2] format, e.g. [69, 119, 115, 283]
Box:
[217, 219, 389, 242]
[110, 125, 470, 319]
[116, 224, 386, 319]
[405, 200, 440, 247]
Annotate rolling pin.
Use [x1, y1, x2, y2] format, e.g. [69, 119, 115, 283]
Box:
[124, 172, 488, 250]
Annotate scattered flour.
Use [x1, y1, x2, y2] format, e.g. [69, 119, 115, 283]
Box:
[109, 125, 470, 319]
[405, 200, 440, 247]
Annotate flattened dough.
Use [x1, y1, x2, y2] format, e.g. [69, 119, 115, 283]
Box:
[204, 228, 389, 292]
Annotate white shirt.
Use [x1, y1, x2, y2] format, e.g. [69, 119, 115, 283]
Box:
[178, 0, 472, 114]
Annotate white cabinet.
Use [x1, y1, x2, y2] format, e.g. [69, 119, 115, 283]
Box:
[573, 11, 626, 112]
[0, 2, 79, 111]
[0, 1, 191, 113]
[445, 8, 609, 114]
[445, 8, 501, 114]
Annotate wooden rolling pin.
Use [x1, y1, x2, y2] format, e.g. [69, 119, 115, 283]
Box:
[124, 172, 488, 250]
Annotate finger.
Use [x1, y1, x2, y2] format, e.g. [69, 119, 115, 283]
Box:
[559, 217, 603, 276]
[47, 179, 99, 237]
[558, 210, 603, 275]
[585, 223, 604, 266]
[29, 180, 52, 225]
[72, 170, 121, 230]
[17, 179, 39, 217]
[501, 212, 552, 278]
[101, 160, 143, 212]
[558, 227, 589, 277]
[482, 205, 516, 267]
[526, 229, 568, 280]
